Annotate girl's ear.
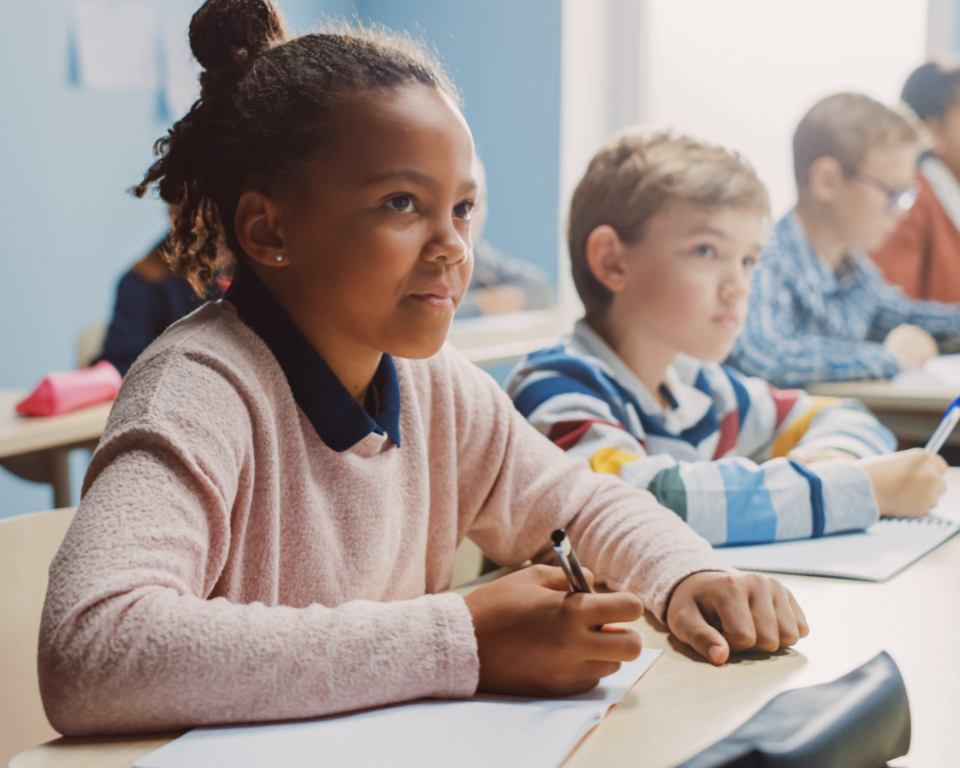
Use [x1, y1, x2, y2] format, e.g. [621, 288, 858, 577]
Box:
[235, 189, 286, 266]
[585, 225, 629, 293]
[807, 156, 844, 204]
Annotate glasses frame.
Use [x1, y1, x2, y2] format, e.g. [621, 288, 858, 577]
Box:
[841, 165, 919, 213]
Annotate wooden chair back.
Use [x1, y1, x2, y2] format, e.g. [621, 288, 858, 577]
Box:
[0, 507, 75, 766]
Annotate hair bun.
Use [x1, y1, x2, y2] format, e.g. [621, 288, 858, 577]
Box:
[189, 0, 286, 82]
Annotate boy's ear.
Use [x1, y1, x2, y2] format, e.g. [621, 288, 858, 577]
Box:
[925, 117, 947, 156]
[806, 156, 844, 204]
[585, 225, 629, 294]
[235, 189, 286, 266]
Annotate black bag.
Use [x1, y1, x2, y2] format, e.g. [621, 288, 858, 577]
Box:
[676, 651, 910, 768]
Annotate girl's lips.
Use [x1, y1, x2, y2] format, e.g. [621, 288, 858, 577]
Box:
[410, 288, 457, 307]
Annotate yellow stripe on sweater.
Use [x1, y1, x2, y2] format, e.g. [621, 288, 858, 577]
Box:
[770, 396, 838, 458]
[589, 447, 642, 474]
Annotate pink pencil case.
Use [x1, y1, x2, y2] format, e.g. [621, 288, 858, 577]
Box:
[16, 360, 122, 417]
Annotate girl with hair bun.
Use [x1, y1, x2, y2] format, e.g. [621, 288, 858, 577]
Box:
[38, 0, 806, 736]
[873, 60, 960, 302]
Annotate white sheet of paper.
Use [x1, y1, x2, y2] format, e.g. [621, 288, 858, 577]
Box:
[720, 486, 960, 581]
[892, 353, 960, 388]
[73, 1, 158, 90]
[163, 10, 201, 119]
[134, 648, 661, 768]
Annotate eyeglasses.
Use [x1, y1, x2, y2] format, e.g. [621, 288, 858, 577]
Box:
[841, 166, 919, 213]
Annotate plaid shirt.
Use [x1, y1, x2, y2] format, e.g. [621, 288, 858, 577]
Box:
[727, 210, 960, 387]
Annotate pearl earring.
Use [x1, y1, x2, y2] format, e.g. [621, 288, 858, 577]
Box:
[274, 253, 284, 263]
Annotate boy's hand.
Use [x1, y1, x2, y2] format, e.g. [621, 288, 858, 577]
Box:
[666, 571, 808, 665]
[857, 447, 947, 518]
[884, 324, 938, 371]
[463, 564, 643, 697]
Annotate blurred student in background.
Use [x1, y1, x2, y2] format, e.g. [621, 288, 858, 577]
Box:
[97, 207, 227, 376]
[455, 156, 553, 318]
[728, 93, 960, 388]
[871, 61, 960, 303]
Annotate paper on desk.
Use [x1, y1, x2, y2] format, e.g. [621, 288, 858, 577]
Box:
[720, 486, 960, 581]
[892, 353, 960, 388]
[134, 648, 661, 768]
[73, 1, 158, 90]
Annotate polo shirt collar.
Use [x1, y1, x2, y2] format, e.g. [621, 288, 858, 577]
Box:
[225, 262, 401, 452]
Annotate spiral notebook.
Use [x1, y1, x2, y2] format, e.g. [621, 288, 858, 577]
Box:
[720, 488, 960, 582]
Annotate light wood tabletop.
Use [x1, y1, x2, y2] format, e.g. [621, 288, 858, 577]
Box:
[10, 479, 960, 768]
[0, 392, 112, 508]
[806, 380, 958, 446]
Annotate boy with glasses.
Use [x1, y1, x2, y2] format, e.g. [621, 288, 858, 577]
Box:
[728, 92, 960, 388]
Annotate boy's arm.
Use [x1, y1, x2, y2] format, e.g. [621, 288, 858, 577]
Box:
[507, 369, 878, 547]
[729, 264, 900, 387]
[866, 259, 960, 342]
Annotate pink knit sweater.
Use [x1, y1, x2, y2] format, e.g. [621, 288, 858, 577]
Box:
[38, 300, 732, 736]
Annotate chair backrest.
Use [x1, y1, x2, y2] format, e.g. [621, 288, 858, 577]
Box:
[77, 323, 107, 369]
[0, 507, 76, 766]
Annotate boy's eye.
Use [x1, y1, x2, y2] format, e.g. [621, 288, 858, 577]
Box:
[385, 195, 416, 214]
[693, 244, 716, 258]
[743, 255, 758, 270]
[454, 200, 474, 221]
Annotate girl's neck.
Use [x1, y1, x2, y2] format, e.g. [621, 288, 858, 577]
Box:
[254, 264, 381, 408]
[588, 313, 676, 408]
[795, 197, 848, 271]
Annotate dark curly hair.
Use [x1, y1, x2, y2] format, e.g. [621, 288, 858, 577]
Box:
[901, 60, 960, 122]
[133, 0, 459, 294]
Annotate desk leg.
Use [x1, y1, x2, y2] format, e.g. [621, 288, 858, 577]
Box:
[0, 441, 96, 509]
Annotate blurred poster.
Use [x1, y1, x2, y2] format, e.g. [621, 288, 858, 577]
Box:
[73, 1, 158, 90]
[164, 11, 201, 119]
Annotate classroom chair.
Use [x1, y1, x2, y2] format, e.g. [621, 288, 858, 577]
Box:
[77, 322, 107, 369]
[0, 507, 76, 766]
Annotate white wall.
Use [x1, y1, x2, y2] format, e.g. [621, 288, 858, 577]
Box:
[641, 0, 928, 219]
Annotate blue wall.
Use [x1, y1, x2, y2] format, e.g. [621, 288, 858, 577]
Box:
[359, 0, 562, 283]
[0, 0, 561, 518]
[0, 0, 354, 518]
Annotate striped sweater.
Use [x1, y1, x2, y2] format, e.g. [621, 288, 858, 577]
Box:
[505, 320, 897, 547]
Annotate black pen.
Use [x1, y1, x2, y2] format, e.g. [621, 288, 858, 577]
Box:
[551, 529, 591, 593]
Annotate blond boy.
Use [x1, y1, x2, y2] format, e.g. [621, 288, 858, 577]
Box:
[728, 92, 960, 387]
[506, 132, 945, 546]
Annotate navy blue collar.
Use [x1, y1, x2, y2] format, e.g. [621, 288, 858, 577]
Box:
[225, 262, 402, 452]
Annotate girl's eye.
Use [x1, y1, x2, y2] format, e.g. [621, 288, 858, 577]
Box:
[385, 195, 416, 214]
[693, 244, 715, 258]
[454, 200, 474, 221]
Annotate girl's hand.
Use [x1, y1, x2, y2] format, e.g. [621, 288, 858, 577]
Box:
[857, 448, 947, 518]
[666, 571, 808, 665]
[463, 565, 643, 697]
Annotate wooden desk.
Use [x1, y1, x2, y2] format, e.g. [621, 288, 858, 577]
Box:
[11, 483, 960, 768]
[807, 380, 958, 447]
[0, 392, 112, 508]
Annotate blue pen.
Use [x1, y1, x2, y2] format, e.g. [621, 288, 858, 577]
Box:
[925, 395, 960, 455]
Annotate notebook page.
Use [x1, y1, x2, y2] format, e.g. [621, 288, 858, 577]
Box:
[135, 648, 661, 768]
[720, 487, 960, 581]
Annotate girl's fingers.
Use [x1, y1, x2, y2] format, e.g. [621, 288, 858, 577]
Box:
[578, 592, 644, 626]
[745, 579, 780, 652]
[669, 603, 730, 665]
[583, 626, 643, 661]
[787, 589, 809, 638]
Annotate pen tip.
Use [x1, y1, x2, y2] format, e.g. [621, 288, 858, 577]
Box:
[551, 529, 566, 545]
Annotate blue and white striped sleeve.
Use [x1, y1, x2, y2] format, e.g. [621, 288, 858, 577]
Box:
[508, 362, 879, 547]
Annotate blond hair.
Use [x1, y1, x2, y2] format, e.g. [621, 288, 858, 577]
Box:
[793, 92, 921, 186]
[568, 130, 770, 320]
